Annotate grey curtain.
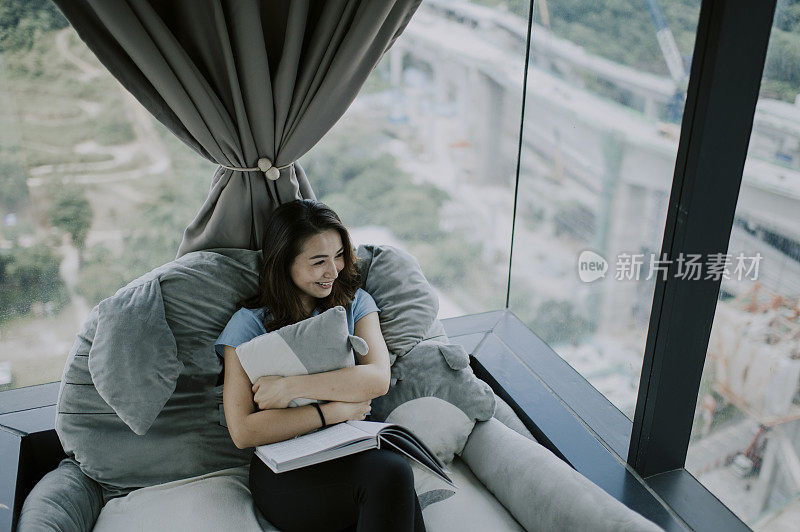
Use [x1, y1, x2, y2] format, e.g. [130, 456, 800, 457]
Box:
[52, 0, 421, 255]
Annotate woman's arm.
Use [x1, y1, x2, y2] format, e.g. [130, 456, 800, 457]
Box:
[251, 311, 391, 409]
[223, 345, 371, 449]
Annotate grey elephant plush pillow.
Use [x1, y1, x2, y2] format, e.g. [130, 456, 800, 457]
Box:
[235, 306, 369, 407]
[57, 248, 260, 497]
[356, 245, 439, 360]
[371, 340, 495, 463]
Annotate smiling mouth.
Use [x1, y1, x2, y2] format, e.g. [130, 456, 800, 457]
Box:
[315, 281, 334, 288]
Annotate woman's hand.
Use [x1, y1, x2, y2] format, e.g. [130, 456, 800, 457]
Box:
[323, 400, 372, 424]
[252, 376, 295, 410]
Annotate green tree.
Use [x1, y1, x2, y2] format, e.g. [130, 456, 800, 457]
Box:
[120, 186, 188, 280]
[0, 147, 27, 211]
[776, 0, 800, 33]
[75, 244, 127, 306]
[0, 245, 67, 322]
[0, 0, 68, 53]
[763, 28, 800, 100]
[410, 234, 482, 290]
[375, 185, 446, 240]
[302, 135, 391, 201]
[48, 185, 92, 250]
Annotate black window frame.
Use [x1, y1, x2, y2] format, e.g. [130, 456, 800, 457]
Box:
[625, 0, 777, 477]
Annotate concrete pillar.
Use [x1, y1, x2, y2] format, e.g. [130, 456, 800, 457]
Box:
[753, 433, 780, 513]
[390, 46, 403, 88]
[472, 71, 504, 184]
[601, 181, 647, 334]
[644, 96, 659, 121]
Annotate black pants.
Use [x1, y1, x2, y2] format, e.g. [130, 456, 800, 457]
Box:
[249, 449, 426, 532]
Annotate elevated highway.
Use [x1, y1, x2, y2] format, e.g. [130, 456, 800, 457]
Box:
[391, 0, 800, 329]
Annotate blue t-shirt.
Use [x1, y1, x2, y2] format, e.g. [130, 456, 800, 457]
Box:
[214, 288, 379, 358]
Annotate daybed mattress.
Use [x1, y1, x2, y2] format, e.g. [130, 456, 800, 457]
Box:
[92, 457, 524, 531]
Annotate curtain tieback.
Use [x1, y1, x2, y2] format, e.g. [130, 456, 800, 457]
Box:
[220, 158, 293, 181]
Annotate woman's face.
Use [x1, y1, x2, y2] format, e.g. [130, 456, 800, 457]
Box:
[289, 229, 345, 311]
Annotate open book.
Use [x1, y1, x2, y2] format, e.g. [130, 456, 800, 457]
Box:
[255, 420, 454, 486]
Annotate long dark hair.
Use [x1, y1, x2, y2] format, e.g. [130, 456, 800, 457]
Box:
[242, 199, 361, 332]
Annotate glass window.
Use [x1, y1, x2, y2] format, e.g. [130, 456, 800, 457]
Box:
[508, 0, 700, 418]
[301, 0, 529, 319]
[686, 2, 800, 526]
[0, 2, 213, 390]
[0, 0, 530, 390]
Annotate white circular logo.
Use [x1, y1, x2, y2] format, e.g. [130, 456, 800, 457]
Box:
[578, 250, 608, 283]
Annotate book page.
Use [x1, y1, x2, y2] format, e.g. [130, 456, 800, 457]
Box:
[346, 420, 394, 437]
[256, 423, 370, 465]
[379, 427, 447, 470]
[270, 439, 377, 473]
[379, 434, 454, 487]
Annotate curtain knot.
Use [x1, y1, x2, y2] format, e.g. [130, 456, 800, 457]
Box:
[220, 158, 293, 181]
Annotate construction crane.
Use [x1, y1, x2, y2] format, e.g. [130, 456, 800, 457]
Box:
[644, 0, 689, 122]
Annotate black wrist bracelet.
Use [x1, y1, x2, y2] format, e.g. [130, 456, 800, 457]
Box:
[312, 403, 327, 428]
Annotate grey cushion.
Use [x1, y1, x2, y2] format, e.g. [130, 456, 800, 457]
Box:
[371, 341, 495, 463]
[56, 249, 260, 497]
[461, 419, 664, 532]
[18, 458, 103, 532]
[421, 457, 525, 531]
[408, 461, 456, 512]
[356, 244, 439, 360]
[235, 306, 369, 407]
[92, 466, 278, 532]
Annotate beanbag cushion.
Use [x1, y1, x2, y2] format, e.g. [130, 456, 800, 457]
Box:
[56, 248, 260, 497]
[356, 245, 439, 360]
[235, 306, 369, 407]
[371, 341, 495, 463]
[421, 457, 525, 531]
[408, 461, 457, 511]
[17, 458, 104, 531]
[92, 466, 278, 532]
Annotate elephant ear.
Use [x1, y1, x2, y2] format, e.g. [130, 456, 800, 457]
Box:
[348, 334, 370, 357]
[439, 344, 470, 370]
[90, 279, 181, 436]
[356, 244, 438, 358]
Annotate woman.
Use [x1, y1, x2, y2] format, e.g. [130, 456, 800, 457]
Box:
[215, 199, 426, 532]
